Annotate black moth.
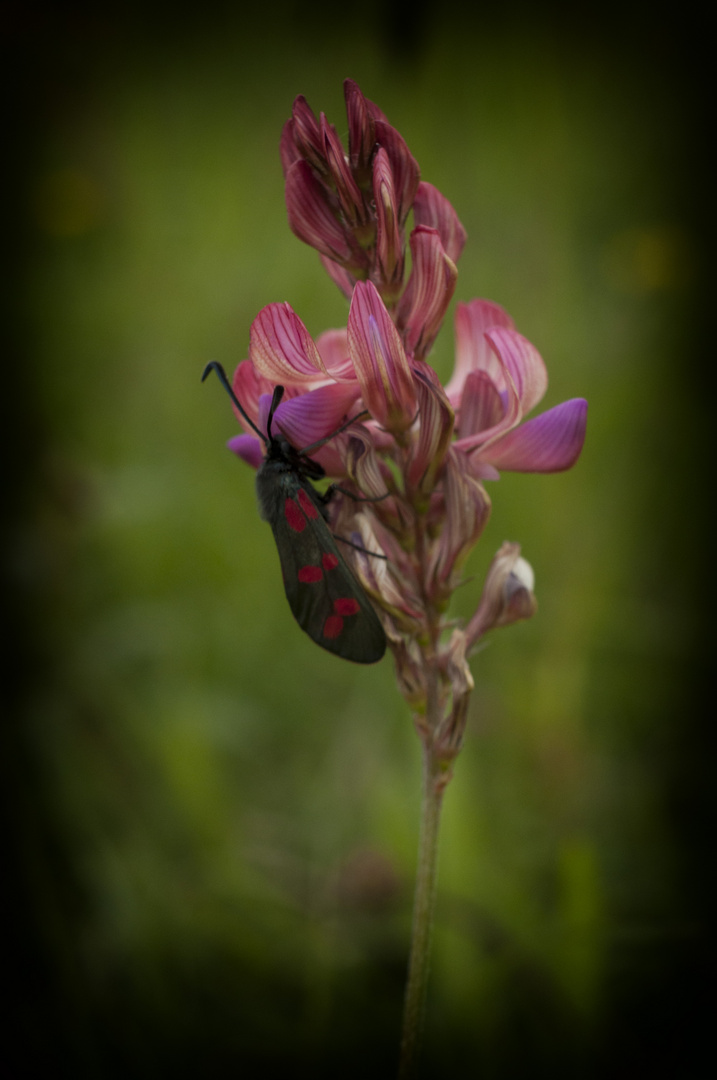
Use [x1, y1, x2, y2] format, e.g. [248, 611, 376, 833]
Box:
[203, 362, 386, 664]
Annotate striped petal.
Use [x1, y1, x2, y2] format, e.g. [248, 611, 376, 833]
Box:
[485, 326, 548, 415]
[413, 182, 467, 264]
[397, 226, 458, 361]
[250, 302, 330, 385]
[445, 299, 516, 404]
[315, 327, 357, 381]
[348, 280, 417, 432]
[284, 160, 354, 263]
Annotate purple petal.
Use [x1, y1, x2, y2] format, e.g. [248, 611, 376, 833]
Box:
[227, 434, 264, 469]
[271, 382, 362, 450]
[478, 398, 587, 473]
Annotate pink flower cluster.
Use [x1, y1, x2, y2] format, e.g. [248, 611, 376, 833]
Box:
[225, 80, 586, 730]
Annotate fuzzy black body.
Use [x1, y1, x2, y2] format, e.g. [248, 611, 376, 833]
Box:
[256, 435, 386, 664]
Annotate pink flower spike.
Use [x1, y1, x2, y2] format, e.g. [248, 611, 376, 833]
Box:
[250, 302, 332, 385]
[445, 299, 516, 405]
[348, 280, 417, 432]
[413, 182, 467, 264]
[397, 226, 458, 360]
[476, 398, 588, 473]
[227, 433, 264, 469]
[285, 160, 355, 264]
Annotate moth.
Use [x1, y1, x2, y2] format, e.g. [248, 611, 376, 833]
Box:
[203, 362, 386, 664]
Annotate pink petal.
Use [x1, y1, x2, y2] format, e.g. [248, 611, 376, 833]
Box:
[279, 118, 300, 177]
[413, 182, 467, 264]
[485, 327, 548, 415]
[290, 95, 325, 174]
[348, 281, 417, 431]
[315, 327, 356, 381]
[373, 119, 420, 225]
[405, 365, 455, 492]
[227, 433, 264, 469]
[344, 78, 376, 176]
[373, 147, 403, 287]
[322, 112, 365, 228]
[445, 299, 516, 403]
[249, 302, 329, 385]
[397, 226, 457, 360]
[457, 370, 505, 438]
[477, 398, 588, 473]
[232, 359, 270, 430]
[319, 255, 357, 300]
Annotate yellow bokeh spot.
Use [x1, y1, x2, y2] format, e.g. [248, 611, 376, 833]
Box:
[602, 225, 692, 294]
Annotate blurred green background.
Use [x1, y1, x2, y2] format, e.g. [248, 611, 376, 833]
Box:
[4, 3, 710, 1077]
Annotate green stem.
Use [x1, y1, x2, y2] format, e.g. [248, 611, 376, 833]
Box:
[398, 734, 445, 1078]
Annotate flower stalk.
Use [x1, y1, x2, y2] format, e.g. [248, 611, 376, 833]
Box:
[400, 720, 446, 1080]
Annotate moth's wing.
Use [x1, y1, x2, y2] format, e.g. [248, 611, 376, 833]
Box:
[262, 474, 386, 664]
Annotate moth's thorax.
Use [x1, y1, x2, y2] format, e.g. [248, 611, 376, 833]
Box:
[255, 436, 326, 523]
[263, 435, 325, 477]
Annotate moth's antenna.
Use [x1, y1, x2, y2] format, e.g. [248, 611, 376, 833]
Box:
[202, 361, 269, 445]
[266, 384, 285, 441]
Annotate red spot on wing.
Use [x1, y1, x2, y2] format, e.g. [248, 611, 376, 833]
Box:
[322, 553, 339, 571]
[334, 598, 360, 616]
[284, 497, 306, 532]
[298, 565, 323, 583]
[297, 488, 320, 519]
[323, 614, 344, 639]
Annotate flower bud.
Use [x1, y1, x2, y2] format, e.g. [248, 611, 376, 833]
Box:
[344, 78, 376, 182]
[372, 148, 403, 294]
[290, 95, 328, 176]
[285, 160, 356, 264]
[433, 629, 474, 763]
[465, 541, 538, 646]
[322, 113, 367, 231]
[426, 448, 491, 600]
